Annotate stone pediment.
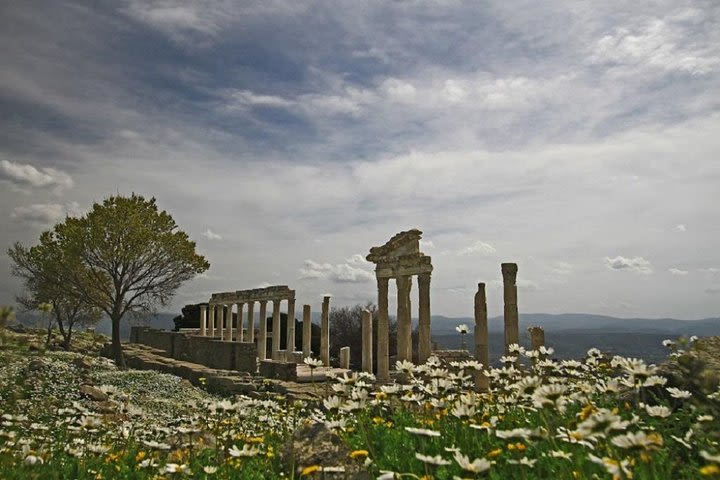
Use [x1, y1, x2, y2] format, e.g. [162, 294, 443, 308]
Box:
[367, 229, 432, 278]
[366, 229, 423, 262]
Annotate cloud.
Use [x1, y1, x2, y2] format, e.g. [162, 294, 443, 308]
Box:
[588, 18, 720, 75]
[699, 268, 720, 275]
[705, 287, 720, 295]
[458, 241, 496, 256]
[604, 256, 653, 274]
[0, 160, 73, 192]
[201, 228, 222, 240]
[551, 262, 573, 275]
[675, 224, 687, 232]
[299, 259, 374, 283]
[420, 239, 435, 250]
[11, 201, 80, 226]
[669, 268, 689, 276]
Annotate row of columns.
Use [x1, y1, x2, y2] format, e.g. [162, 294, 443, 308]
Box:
[375, 272, 432, 383]
[198, 297, 330, 365]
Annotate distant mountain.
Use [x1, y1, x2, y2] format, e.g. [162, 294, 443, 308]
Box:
[429, 313, 720, 336]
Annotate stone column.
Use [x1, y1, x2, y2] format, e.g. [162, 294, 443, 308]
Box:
[246, 302, 255, 343]
[396, 275, 412, 362]
[528, 326, 545, 351]
[502, 263, 519, 354]
[474, 283, 489, 392]
[286, 297, 296, 353]
[257, 301, 268, 360]
[376, 277, 390, 382]
[218, 305, 225, 341]
[417, 273, 432, 364]
[272, 299, 281, 360]
[302, 304, 312, 357]
[320, 295, 330, 367]
[362, 309, 373, 373]
[235, 303, 244, 342]
[209, 305, 215, 338]
[339, 347, 350, 369]
[199, 305, 207, 336]
[225, 304, 234, 341]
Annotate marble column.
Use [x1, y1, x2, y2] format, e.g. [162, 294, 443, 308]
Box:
[209, 305, 216, 338]
[474, 283, 489, 392]
[418, 273, 432, 364]
[320, 295, 330, 367]
[528, 326, 545, 351]
[362, 309, 373, 373]
[339, 347, 350, 369]
[302, 304, 312, 357]
[502, 263, 519, 354]
[199, 305, 207, 336]
[376, 277, 390, 382]
[257, 301, 268, 360]
[246, 302, 255, 343]
[272, 299, 281, 360]
[235, 303, 244, 342]
[218, 305, 225, 341]
[226, 304, 234, 341]
[286, 297, 296, 353]
[396, 275, 412, 362]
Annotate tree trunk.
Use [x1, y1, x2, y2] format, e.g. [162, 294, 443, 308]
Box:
[57, 315, 71, 351]
[45, 316, 53, 347]
[111, 314, 125, 368]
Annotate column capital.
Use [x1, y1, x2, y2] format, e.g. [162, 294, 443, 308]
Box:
[501, 262, 518, 277]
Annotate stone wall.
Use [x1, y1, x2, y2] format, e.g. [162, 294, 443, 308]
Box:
[130, 326, 257, 373]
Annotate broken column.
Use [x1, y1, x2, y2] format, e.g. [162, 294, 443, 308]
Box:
[528, 326, 545, 351]
[272, 299, 281, 360]
[474, 282, 489, 392]
[257, 300, 268, 360]
[362, 309, 373, 373]
[339, 346, 350, 369]
[286, 297, 296, 353]
[418, 273, 431, 364]
[376, 277, 390, 382]
[320, 295, 330, 367]
[502, 263, 519, 354]
[199, 304, 207, 336]
[246, 301, 255, 343]
[302, 304, 312, 358]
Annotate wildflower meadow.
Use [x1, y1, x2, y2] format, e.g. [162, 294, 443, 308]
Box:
[0, 329, 719, 479]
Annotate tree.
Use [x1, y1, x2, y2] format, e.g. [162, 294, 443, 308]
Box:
[12, 194, 209, 366]
[8, 239, 103, 350]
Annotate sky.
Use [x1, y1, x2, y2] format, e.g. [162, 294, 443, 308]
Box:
[1, 1, 719, 320]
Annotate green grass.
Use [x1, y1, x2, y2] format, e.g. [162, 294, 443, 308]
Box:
[0, 330, 719, 478]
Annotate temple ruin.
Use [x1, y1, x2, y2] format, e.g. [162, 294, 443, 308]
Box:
[366, 229, 433, 382]
[201, 286, 297, 361]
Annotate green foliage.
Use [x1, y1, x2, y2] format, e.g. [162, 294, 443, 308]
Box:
[8, 194, 209, 364]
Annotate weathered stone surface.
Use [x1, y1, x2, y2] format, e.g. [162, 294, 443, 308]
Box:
[259, 360, 297, 382]
[474, 282, 489, 392]
[339, 347, 350, 369]
[502, 262, 519, 354]
[79, 384, 109, 402]
[283, 423, 370, 479]
[528, 326, 545, 350]
[211, 285, 295, 304]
